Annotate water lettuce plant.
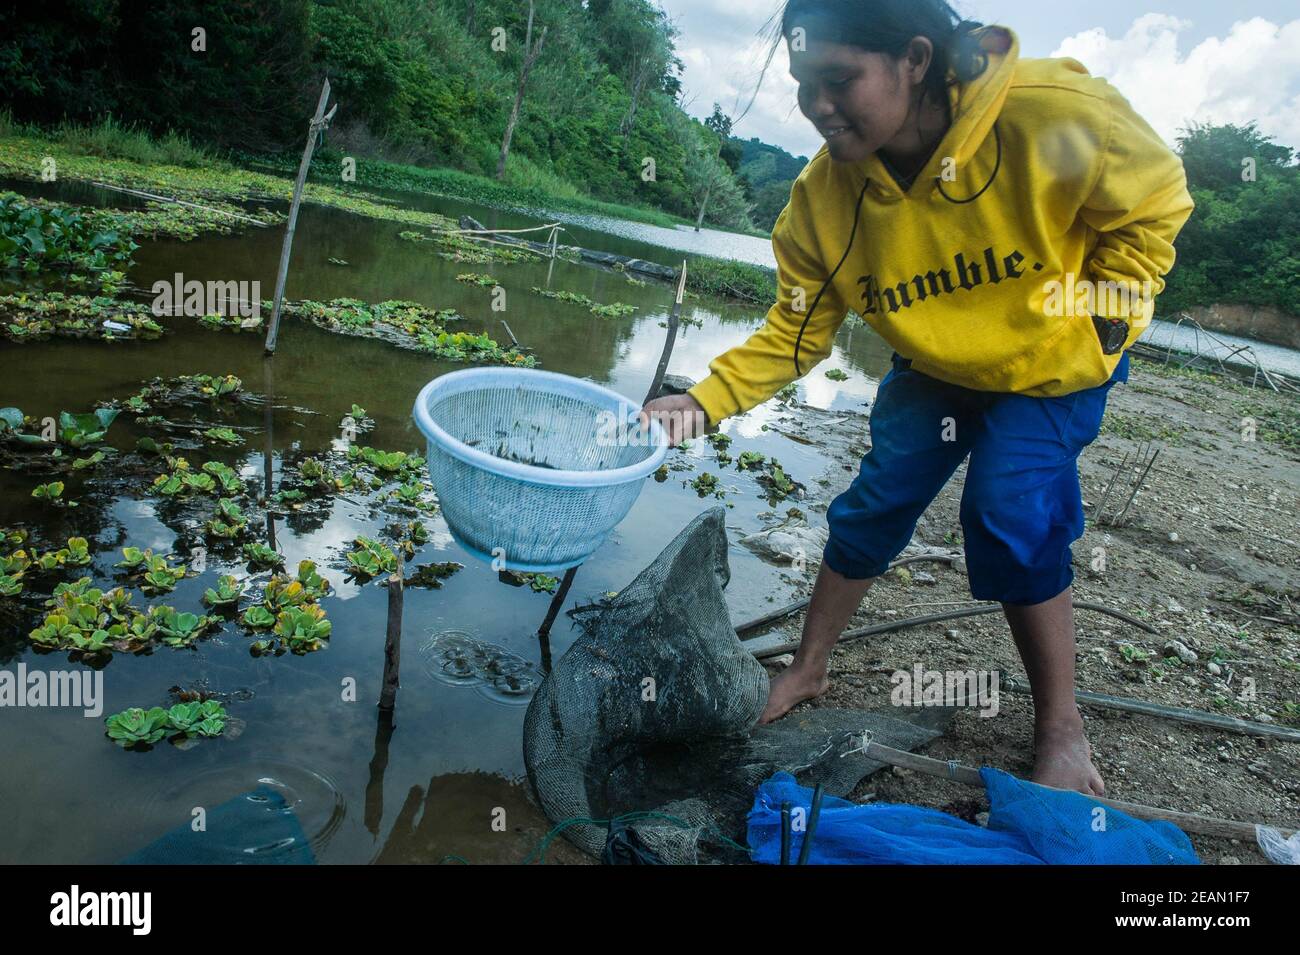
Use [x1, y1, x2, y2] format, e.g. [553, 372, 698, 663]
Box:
[1, 292, 161, 343]
[0, 194, 138, 273]
[756, 459, 802, 504]
[242, 542, 284, 570]
[405, 561, 462, 589]
[529, 287, 636, 318]
[32, 481, 75, 506]
[104, 699, 228, 749]
[58, 408, 119, 448]
[346, 536, 398, 578]
[241, 605, 276, 630]
[104, 706, 170, 748]
[285, 298, 534, 366]
[201, 426, 243, 446]
[205, 497, 249, 539]
[273, 604, 332, 654]
[154, 608, 216, 647]
[202, 574, 244, 608]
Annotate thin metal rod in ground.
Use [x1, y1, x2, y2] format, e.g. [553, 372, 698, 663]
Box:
[998, 673, 1300, 743]
[1093, 448, 1131, 526]
[264, 78, 336, 355]
[858, 740, 1292, 842]
[1112, 444, 1160, 527]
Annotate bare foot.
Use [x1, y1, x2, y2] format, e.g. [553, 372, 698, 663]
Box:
[759, 665, 829, 724]
[1032, 717, 1105, 796]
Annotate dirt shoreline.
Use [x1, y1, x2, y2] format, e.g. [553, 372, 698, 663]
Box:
[759, 355, 1299, 864]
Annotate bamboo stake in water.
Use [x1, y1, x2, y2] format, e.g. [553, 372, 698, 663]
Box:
[643, 260, 688, 405]
[379, 557, 404, 712]
[264, 78, 336, 355]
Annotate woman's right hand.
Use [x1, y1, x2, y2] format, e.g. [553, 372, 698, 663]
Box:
[640, 393, 710, 447]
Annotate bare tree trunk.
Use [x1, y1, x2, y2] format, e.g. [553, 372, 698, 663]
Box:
[495, 1, 547, 181]
[620, 56, 652, 138]
[694, 181, 713, 232]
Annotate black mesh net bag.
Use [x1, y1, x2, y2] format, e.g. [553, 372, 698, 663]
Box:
[523, 507, 950, 864]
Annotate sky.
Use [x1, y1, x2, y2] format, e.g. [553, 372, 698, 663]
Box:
[656, 0, 1300, 160]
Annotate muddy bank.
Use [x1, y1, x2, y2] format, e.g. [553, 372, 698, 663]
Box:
[746, 356, 1299, 864]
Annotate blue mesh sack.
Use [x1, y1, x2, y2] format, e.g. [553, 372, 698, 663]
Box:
[981, 767, 1198, 864]
[748, 770, 1199, 865]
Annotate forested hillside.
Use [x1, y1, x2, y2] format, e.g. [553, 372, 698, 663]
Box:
[0, 0, 755, 230]
[735, 137, 810, 233]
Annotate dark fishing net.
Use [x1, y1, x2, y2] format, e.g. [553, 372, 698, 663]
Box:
[523, 507, 951, 864]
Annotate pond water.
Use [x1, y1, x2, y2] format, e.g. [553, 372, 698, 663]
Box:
[0, 188, 891, 864]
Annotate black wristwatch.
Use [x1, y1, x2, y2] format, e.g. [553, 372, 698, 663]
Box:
[1093, 315, 1129, 355]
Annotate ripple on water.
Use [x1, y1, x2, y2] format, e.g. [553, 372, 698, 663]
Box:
[419, 629, 542, 705]
[138, 759, 346, 861]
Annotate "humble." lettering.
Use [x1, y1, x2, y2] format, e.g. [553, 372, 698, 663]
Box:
[857, 246, 1043, 315]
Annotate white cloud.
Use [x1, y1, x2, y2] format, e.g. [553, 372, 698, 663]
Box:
[1052, 14, 1300, 150]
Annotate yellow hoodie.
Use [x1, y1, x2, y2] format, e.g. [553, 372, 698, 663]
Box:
[689, 26, 1195, 424]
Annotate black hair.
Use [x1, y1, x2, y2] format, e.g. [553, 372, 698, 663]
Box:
[779, 0, 989, 108]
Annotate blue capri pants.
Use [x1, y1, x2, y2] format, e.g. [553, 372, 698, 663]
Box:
[822, 352, 1128, 605]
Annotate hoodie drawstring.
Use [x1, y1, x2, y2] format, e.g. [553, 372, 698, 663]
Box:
[793, 174, 872, 376]
[935, 122, 1003, 204]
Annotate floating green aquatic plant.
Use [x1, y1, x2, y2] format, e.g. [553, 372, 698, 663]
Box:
[242, 605, 276, 630]
[0, 193, 138, 273]
[205, 497, 249, 539]
[242, 542, 284, 570]
[405, 561, 462, 589]
[154, 607, 215, 646]
[273, 604, 332, 654]
[455, 272, 498, 287]
[104, 707, 170, 748]
[824, 368, 849, 381]
[202, 574, 244, 608]
[201, 426, 243, 446]
[529, 286, 636, 318]
[0, 292, 161, 343]
[400, 229, 537, 264]
[346, 536, 398, 578]
[105, 699, 227, 749]
[32, 481, 74, 506]
[756, 459, 801, 504]
[691, 472, 721, 497]
[528, 574, 560, 594]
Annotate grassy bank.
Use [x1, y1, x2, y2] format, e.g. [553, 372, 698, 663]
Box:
[241, 148, 694, 231]
[1, 117, 779, 308]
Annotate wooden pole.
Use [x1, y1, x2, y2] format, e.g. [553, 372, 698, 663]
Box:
[537, 565, 577, 646]
[261, 356, 277, 549]
[379, 557, 404, 712]
[264, 78, 336, 355]
[644, 261, 687, 405]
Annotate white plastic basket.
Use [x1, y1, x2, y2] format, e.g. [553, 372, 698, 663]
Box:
[412, 367, 668, 572]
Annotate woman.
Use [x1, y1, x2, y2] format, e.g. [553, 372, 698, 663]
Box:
[641, 0, 1193, 795]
